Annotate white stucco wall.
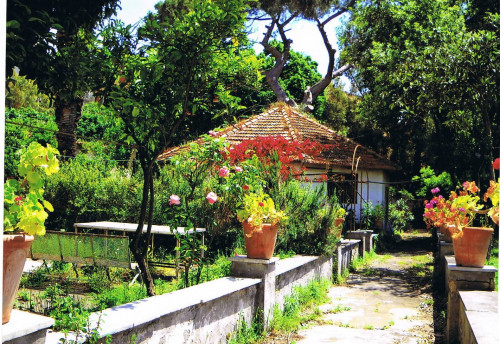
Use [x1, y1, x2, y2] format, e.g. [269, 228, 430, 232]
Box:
[304, 167, 389, 220]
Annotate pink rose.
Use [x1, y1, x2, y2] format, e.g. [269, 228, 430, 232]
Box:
[169, 194, 181, 205]
[234, 166, 243, 172]
[209, 130, 217, 137]
[206, 192, 218, 204]
[219, 167, 229, 178]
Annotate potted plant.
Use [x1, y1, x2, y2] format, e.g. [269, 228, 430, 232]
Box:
[423, 187, 468, 242]
[447, 179, 499, 267]
[373, 204, 384, 230]
[3, 142, 59, 323]
[236, 191, 288, 259]
[334, 207, 346, 228]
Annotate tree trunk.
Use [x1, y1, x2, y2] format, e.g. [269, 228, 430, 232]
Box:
[130, 162, 156, 296]
[54, 96, 83, 156]
[479, 98, 495, 180]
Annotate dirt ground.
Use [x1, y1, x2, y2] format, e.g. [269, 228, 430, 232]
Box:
[279, 231, 446, 344]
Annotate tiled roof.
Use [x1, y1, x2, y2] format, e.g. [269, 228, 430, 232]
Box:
[159, 106, 399, 171]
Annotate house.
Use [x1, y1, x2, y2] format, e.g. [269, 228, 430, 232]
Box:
[160, 105, 399, 222]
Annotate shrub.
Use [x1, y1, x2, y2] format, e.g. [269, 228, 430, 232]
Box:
[273, 181, 341, 256]
[77, 102, 130, 163]
[4, 108, 58, 178]
[412, 166, 453, 198]
[92, 283, 148, 310]
[389, 188, 415, 233]
[45, 154, 142, 230]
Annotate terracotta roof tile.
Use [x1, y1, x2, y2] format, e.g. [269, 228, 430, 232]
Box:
[158, 106, 399, 171]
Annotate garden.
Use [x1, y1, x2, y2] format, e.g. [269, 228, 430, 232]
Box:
[3, 0, 499, 343]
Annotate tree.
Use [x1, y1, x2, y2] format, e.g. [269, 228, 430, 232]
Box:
[340, 0, 499, 181]
[104, 0, 251, 296]
[249, 0, 355, 111]
[6, 0, 121, 156]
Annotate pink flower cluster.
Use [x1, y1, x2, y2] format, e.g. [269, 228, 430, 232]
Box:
[169, 194, 180, 205]
[218, 166, 243, 178]
[206, 192, 218, 204]
[219, 167, 229, 178]
[169, 192, 219, 205]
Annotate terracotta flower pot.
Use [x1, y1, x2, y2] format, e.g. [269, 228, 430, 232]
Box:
[3, 233, 34, 324]
[452, 227, 493, 268]
[333, 218, 344, 239]
[242, 221, 278, 259]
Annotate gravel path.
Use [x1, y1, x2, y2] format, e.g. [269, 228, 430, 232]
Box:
[296, 232, 443, 344]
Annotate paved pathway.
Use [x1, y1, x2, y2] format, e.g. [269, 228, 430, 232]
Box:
[297, 234, 441, 344]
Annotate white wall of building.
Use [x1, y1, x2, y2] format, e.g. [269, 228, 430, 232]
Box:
[304, 167, 389, 220]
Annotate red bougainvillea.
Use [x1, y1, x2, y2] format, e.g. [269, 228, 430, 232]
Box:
[227, 136, 333, 179]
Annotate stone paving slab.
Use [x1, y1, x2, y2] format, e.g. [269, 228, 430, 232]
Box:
[297, 251, 435, 344]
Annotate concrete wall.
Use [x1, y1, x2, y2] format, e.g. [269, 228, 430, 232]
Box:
[275, 255, 332, 310]
[47, 254, 341, 344]
[458, 291, 499, 344]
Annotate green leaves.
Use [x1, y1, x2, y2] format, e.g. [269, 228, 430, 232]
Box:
[341, 0, 499, 180]
[4, 142, 60, 236]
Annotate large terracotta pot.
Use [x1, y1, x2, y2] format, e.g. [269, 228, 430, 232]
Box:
[3, 233, 34, 324]
[452, 227, 493, 268]
[242, 221, 278, 259]
[333, 218, 344, 239]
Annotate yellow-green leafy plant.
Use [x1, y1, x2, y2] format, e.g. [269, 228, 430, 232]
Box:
[4, 142, 59, 236]
[236, 191, 288, 228]
[335, 207, 346, 220]
[448, 180, 500, 238]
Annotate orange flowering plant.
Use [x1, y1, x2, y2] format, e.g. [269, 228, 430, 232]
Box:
[445, 179, 499, 238]
[423, 188, 469, 229]
[423, 178, 499, 237]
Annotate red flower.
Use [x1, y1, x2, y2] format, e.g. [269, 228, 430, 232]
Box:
[493, 158, 500, 170]
[242, 184, 250, 191]
[258, 202, 264, 207]
[227, 136, 333, 180]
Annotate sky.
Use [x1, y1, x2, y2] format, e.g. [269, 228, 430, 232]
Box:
[115, 0, 350, 87]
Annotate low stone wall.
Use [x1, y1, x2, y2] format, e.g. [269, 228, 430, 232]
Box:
[336, 239, 361, 277]
[275, 255, 332, 309]
[2, 310, 54, 344]
[444, 255, 498, 343]
[345, 230, 376, 257]
[45, 255, 336, 344]
[458, 291, 499, 344]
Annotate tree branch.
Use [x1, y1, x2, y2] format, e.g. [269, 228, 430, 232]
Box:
[261, 15, 298, 107]
[301, 13, 353, 110]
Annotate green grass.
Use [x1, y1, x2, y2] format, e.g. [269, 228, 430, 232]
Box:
[486, 243, 498, 290]
[330, 305, 351, 314]
[350, 251, 378, 272]
[376, 254, 391, 263]
[270, 279, 331, 333]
